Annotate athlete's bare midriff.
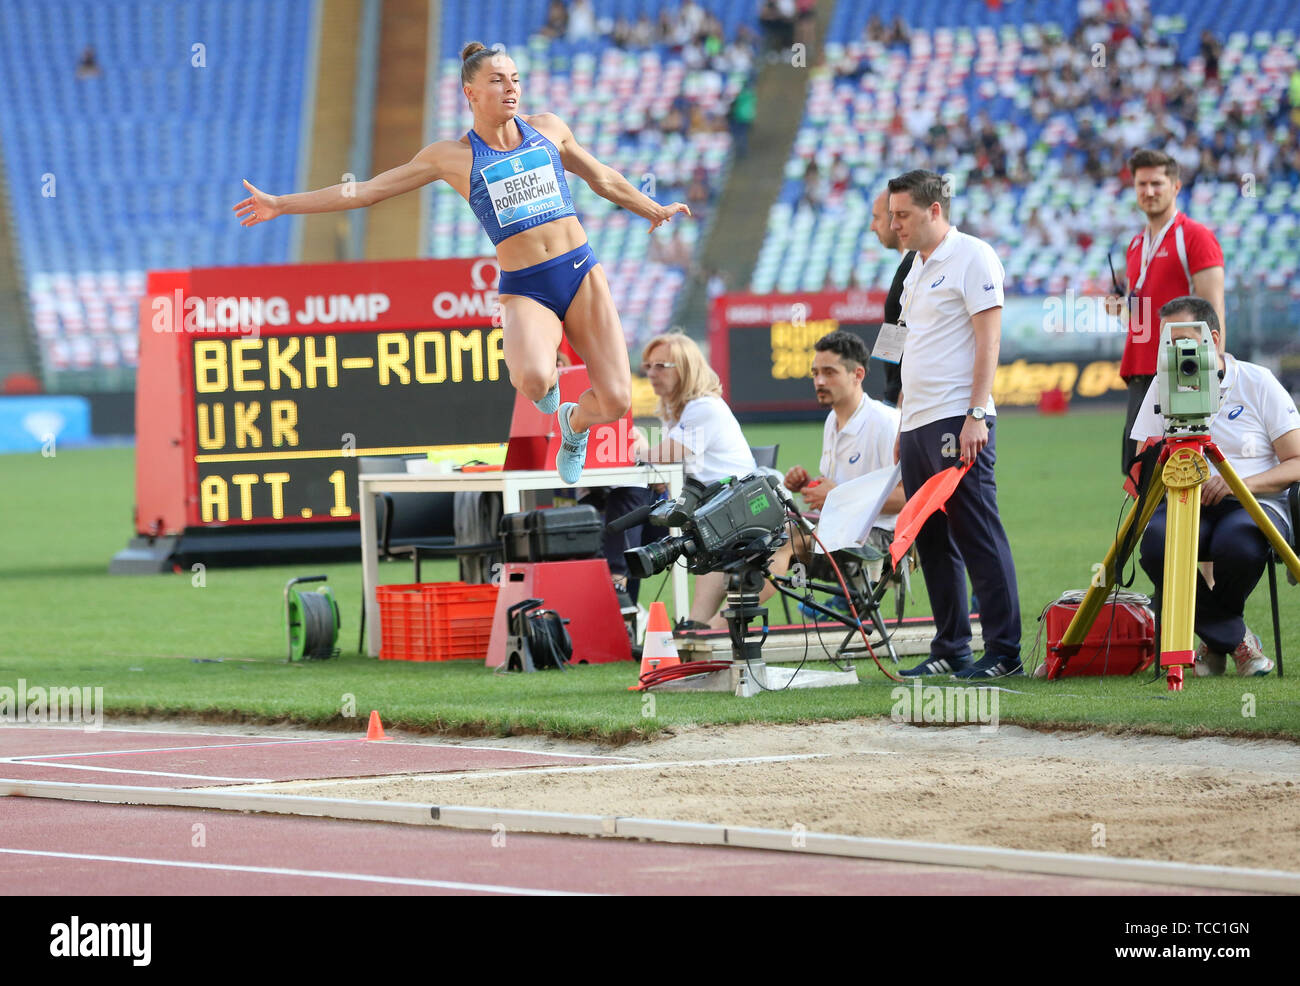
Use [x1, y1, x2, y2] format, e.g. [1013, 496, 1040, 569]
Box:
[442, 122, 589, 272]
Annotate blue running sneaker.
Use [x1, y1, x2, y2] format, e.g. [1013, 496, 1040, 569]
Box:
[556, 402, 588, 485]
[533, 380, 560, 415]
[899, 655, 974, 677]
[950, 655, 1024, 679]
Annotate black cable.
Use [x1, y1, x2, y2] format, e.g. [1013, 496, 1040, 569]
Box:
[298, 590, 335, 659]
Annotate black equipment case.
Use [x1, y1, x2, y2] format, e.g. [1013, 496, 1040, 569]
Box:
[499, 505, 603, 563]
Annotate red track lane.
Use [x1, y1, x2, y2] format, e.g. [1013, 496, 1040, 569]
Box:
[0, 726, 620, 787]
[0, 800, 1229, 896]
[0, 726, 289, 757]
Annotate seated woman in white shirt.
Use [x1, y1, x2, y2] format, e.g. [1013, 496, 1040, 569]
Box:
[635, 331, 757, 628]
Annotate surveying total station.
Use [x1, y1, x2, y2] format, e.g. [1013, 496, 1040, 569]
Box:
[1057, 322, 1300, 689]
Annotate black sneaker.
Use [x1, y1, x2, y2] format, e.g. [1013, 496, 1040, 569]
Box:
[950, 655, 1024, 679]
[899, 655, 973, 677]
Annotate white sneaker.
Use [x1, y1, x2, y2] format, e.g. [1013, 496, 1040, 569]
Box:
[1232, 630, 1275, 677]
[1193, 641, 1227, 677]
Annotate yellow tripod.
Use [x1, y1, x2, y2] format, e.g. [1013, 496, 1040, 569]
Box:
[1059, 433, 1300, 689]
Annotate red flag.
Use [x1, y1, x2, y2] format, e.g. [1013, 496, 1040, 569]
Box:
[889, 463, 972, 568]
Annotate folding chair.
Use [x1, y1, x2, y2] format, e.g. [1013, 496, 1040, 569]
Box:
[1263, 482, 1299, 678]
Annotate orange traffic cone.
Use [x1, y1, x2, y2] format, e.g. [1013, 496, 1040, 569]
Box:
[628, 602, 681, 689]
[365, 710, 391, 741]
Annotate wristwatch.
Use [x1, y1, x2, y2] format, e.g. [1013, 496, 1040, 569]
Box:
[966, 406, 986, 421]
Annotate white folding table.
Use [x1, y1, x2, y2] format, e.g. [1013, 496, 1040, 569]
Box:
[358, 464, 687, 657]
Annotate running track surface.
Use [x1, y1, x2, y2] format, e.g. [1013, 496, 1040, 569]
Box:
[0, 727, 1240, 895]
[0, 726, 620, 786]
[0, 800, 1224, 896]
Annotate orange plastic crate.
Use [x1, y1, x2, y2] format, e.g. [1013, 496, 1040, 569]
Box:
[376, 582, 499, 661]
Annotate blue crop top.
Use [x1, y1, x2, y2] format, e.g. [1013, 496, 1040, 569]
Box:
[466, 117, 577, 246]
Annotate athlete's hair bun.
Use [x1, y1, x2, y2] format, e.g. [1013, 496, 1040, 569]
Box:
[461, 41, 486, 61]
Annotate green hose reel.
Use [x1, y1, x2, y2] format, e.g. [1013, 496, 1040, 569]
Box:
[285, 575, 340, 662]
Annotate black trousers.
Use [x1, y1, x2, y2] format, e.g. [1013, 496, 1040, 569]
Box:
[583, 486, 655, 604]
[1122, 374, 1154, 476]
[1140, 500, 1285, 654]
[899, 415, 1022, 660]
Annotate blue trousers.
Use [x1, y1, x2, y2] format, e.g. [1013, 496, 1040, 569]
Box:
[1139, 500, 1285, 653]
[900, 415, 1022, 660]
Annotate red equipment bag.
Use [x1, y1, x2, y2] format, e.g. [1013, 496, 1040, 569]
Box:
[1043, 597, 1157, 679]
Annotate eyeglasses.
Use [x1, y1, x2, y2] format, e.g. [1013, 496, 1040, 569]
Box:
[641, 361, 677, 372]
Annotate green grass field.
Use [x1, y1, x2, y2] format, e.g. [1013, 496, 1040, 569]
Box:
[4, 407, 1298, 741]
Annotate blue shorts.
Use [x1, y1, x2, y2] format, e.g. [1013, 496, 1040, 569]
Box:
[498, 242, 597, 320]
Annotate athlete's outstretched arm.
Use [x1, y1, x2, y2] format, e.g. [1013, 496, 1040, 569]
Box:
[540, 114, 691, 233]
[234, 142, 455, 227]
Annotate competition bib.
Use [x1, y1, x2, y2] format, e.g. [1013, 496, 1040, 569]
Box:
[872, 322, 908, 364]
[480, 147, 565, 228]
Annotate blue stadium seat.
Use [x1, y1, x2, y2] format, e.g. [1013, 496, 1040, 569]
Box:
[0, 0, 314, 372]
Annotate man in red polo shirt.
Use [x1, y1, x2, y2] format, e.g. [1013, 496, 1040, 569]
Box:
[1110, 148, 1225, 476]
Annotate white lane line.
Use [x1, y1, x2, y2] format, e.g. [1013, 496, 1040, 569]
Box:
[219, 751, 882, 791]
[0, 848, 594, 896]
[4, 738, 361, 761]
[5, 738, 626, 764]
[458, 743, 636, 762]
[3, 761, 273, 782]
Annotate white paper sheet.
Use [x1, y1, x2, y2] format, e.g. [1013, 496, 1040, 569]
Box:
[812, 464, 902, 554]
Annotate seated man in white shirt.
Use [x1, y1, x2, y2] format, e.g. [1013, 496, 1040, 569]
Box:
[1132, 296, 1300, 677]
[707, 330, 905, 628]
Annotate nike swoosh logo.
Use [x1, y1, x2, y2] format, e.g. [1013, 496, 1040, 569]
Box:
[573, 257, 588, 269]
[529, 139, 543, 146]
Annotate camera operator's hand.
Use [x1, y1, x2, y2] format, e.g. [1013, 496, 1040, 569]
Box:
[959, 416, 989, 466]
[801, 477, 833, 511]
[784, 465, 809, 492]
[1201, 474, 1232, 506]
[1105, 294, 1126, 318]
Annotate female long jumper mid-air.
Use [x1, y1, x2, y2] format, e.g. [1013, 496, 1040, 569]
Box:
[234, 41, 692, 484]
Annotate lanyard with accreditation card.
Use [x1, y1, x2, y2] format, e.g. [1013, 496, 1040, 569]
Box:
[873, 269, 923, 365]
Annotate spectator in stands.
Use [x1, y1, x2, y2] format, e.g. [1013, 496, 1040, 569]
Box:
[727, 79, 756, 157]
[800, 160, 827, 211]
[540, 0, 568, 40]
[1107, 148, 1225, 477]
[635, 331, 757, 630]
[1200, 30, 1222, 83]
[887, 168, 1023, 679]
[628, 14, 656, 47]
[1132, 296, 1299, 678]
[866, 14, 887, 44]
[828, 156, 852, 202]
[887, 17, 910, 48]
[680, 0, 708, 41]
[686, 167, 711, 220]
[709, 330, 906, 629]
[794, 0, 817, 51]
[758, 0, 795, 56]
[75, 45, 100, 79]
[567, 0, 597, 41]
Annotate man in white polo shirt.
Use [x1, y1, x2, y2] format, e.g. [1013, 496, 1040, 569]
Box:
[1132, 296, 1300, 677]
[707, 330, 903, 628]
[887, 169, 1023, 678]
